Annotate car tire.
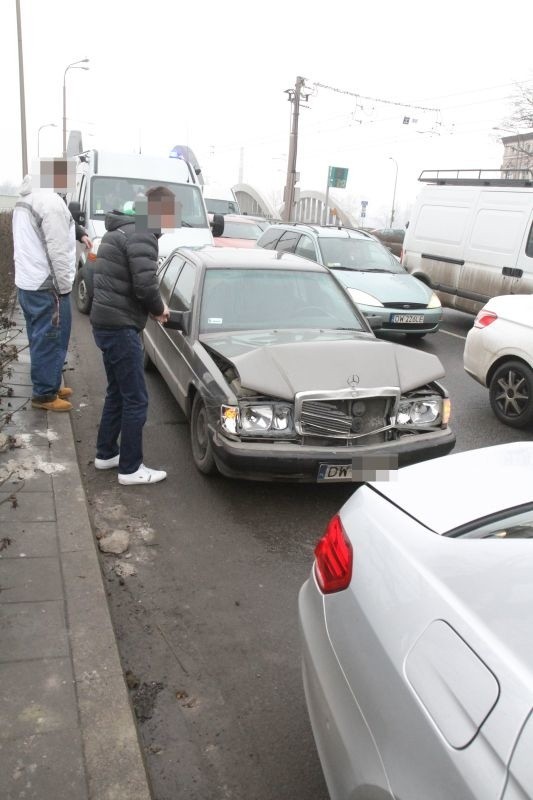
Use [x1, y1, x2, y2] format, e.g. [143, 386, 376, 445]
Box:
[74, 268, 92, 314]
[489, 360, 533, 428]
[190, 394, 217, 475]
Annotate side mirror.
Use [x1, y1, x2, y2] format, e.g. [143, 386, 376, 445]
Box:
[69, 201, 86, 227]
[210, 213, 224, 238]
[164, 309, 191, 335]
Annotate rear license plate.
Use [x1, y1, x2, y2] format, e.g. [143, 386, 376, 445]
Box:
[390, 314, 425, 324]
[318, 463, 352, 482]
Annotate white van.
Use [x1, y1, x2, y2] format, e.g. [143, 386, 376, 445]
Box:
[202, 184, 241, 215]
[71, 150, 219, 313]
[402, 170, 533, 314]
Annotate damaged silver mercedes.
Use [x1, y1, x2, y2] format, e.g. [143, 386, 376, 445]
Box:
[143, 247, 455, 482]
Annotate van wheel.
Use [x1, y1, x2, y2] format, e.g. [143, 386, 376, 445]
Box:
[190, 395, 217, 475]
[489, 361, 533, 428]
[74, 270, 92, 314]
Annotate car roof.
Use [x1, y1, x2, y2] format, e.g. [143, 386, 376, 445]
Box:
[172, 245, 330, 272]
[269, 223, 374, 240]
[369, 442, 533, 535]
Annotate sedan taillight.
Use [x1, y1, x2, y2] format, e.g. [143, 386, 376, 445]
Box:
[474, 310, 497, 328]
[314, 514, 353, 594]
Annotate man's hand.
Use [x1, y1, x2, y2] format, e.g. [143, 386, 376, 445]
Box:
[151, 302, 170, 324]
[81, 234, 92, 250]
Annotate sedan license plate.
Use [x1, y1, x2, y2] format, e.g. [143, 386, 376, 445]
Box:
[318, 463, 352, 482]
[390, 313, 425, 324]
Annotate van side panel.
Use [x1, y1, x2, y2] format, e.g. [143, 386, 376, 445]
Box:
[404, 185, 533, 315]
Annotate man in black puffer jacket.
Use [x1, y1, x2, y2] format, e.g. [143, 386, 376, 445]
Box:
[90, 186, 173, 485]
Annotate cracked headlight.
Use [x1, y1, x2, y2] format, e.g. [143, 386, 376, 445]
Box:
[397, 396, 443, 425]
[221, 403, 294, 435]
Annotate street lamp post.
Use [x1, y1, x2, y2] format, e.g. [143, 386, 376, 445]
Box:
[38, 123, 57, 157]
[62, 59, 89, 157]
[389, 157, 398, 227]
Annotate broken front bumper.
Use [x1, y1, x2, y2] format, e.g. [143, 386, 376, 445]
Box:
[210, 426, 456, 483]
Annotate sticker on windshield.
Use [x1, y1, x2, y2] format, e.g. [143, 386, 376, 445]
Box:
[327, 262, 342, 267]
[208, 317, 223, 325]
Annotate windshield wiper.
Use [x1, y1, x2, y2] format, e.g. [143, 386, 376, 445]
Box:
[329, 265, 391, 273]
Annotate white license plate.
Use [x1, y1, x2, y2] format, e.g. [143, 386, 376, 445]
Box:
[390, 314, 425, 324]
[317, 463, 352, 482]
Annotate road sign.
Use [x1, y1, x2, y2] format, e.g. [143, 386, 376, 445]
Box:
[328, 166, 349, 189]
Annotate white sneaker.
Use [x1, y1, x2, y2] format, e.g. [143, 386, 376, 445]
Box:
[94, 454, 120, 470]
[118, 464, 167, 485]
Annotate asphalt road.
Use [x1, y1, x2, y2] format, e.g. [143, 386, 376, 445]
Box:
[67, 308, 530, 800]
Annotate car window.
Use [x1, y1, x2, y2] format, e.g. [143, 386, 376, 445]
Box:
[449, 506, 533, 539]
[318, 237, 403, 272]
[256, 227, 284, 250]
[295, 234, 317, 261]
[526, 221, 533, 258]
[199, 268, 366, 333]
[171, 262, 196, 311]
[159, 255, 184, 303]
[276, 231, 301, 253]
[221, 221, 263, 240]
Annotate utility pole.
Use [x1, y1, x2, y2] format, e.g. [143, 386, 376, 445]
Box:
[16, 0, 28, 177]
[282, 76, 307, 222]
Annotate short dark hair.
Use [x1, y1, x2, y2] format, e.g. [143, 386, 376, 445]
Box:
[146, 186, 175, 203]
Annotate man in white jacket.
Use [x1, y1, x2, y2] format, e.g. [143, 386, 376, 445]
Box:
[13, 162, 77, 411]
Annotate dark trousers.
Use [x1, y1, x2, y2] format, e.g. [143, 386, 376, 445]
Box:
[92, 327, 148, 475]
[18, 288, 71, 401]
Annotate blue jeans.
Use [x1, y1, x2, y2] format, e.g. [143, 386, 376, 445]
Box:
[92, 327, 148, 475]
[18, 288, 72, 401]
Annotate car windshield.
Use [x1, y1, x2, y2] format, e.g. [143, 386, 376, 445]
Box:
[199, 268, 366, 333]
[90, 177, 208, 228]
[318, 237, 403, 273]
[205, 198, 240, 215]
[221, 221, 264, 240]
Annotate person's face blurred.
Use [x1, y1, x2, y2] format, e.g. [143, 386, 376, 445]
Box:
[148, 196, 176, 230]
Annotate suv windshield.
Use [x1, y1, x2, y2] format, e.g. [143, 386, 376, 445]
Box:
[200, 268, 366, 333]
[90, 177, 208, 228]
[205, 198, 240, 215]
[319, 237, 403, 272]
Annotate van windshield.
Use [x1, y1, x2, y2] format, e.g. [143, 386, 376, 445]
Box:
[90, 177, 208, 228]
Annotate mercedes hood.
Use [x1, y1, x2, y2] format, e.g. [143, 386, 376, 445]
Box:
[201, 332, 445, 399]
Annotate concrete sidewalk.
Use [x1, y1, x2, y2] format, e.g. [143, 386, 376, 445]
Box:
[0, 308, 152, 799]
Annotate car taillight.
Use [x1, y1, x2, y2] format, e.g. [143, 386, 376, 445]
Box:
[474, 310, 497, 329]
[314, 514, 353, 594]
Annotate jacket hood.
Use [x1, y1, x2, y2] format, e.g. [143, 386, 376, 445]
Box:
[104, 212, 162, 238]
[18, 174, 33, 197]
[104, 212, 137, 232]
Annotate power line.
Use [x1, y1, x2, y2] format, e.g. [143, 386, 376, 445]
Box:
[311, 80, 440, 114]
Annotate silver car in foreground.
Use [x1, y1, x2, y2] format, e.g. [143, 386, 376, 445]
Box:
[299, 442, 533, 799]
